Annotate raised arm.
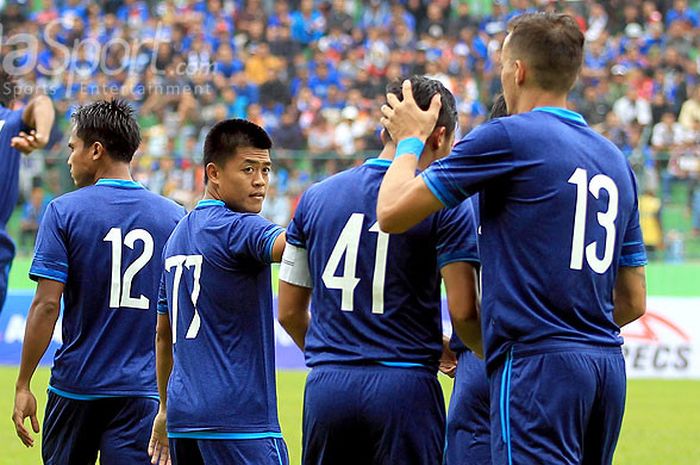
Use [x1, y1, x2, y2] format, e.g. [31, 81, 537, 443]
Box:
[13, 278, 63, 447]
[13, 95, 55, 154]
[377, 80, 445, 233]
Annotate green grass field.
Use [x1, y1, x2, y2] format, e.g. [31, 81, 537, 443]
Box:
[0, 367, 698, 465]
[4, 246, 700, 464]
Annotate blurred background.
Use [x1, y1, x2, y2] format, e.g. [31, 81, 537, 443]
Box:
[1, 0, 699, 261]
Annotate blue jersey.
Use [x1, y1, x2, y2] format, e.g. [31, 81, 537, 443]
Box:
[30, 179, 185, 398]
[286, 158, 479, 369]
[159, 199, 284, 437]
[421, 108, 648, 372]
[0, 106, 30, 264]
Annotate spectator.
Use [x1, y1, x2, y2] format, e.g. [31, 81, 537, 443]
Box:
[639, 188, 664, 256]
[613, 86, 653, 126]
[679, 86, 700, 131]
[19, 187, 49, 255]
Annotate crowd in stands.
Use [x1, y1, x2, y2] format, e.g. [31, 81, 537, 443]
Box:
[2, 0, 700, 257]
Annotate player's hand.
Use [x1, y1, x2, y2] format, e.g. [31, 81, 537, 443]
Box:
[439, 339, 458, 378]
[12, 388, 39, 447]
[380, 79, 441, 143]
[11, 130, 47, 154]
[148, 409, 171, 465]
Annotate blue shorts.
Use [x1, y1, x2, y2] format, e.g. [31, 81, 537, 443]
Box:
[490, 344, 626, 465]
[445, 351, 491, 465]
[0, 230, 14, 313]
[42, 391, 158, 465]
[170, 437, 289, 465]
[302, 364, 445, 465]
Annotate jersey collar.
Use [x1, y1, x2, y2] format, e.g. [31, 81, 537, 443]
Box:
[532, 107, 587, 126]
[195, 199, 225, 209]
[95, 179, 143, 189]
[364, 158, 392, 169]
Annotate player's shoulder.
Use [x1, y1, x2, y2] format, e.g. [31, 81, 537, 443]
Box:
[138, 189, 187, 217]
[0, 104, 22, 120]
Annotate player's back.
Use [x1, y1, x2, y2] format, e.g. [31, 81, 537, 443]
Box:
[470, 109, 647, 370]
[287, 158, 477, 369]
[161, 200, 283, 436]
[30, 179, 185, 397]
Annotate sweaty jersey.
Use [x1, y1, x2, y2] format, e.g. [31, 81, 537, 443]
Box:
[30, 179, 185, 398]
[159, 199, 284, 438]
[0, 106, 30, 265]
[285, 158, 479, 369]
[421, 107, 648, 372]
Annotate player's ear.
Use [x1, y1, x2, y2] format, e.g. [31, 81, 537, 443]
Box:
[514, 59, 526, 86]
[428, 126, 446, 151]
[206, 162, 220, 185]
[92, 141, 104, 160]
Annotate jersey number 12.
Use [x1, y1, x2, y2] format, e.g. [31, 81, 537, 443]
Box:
[322, 213, 389, 314]
[104, 228, 154, 309]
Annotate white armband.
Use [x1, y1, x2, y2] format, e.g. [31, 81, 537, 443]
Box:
[279, 243, 313, 288]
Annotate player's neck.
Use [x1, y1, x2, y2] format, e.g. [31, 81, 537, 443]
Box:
[514, 90, 568, 114]
[93, 164, 133, 184]
[377, 143, 396, 162]
[203, 186, 222, 202]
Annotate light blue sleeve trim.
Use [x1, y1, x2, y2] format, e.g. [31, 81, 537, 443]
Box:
[421, 171, 460, 208]
[263, 227, 285, 264]
[48, 385, 160, 401]
[619, 252, 648, 267]
[623, 241, 643, 247]
[378, 361, 427, 368]
[168, 431, 284, 440]
[33, 254, 68, 268]
[29, 267, 68, 284]
[156, 306, 169, 315]
[438, 252, 480, 269]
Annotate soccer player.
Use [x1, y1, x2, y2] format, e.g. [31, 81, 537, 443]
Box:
[445, 93, 508, 465]
[377, 13, 647, 465]
[277, 76, 481, 465]
[12, 99, 186, 465]
[0, 70, 56, 313]
[148, 119, 288, 465]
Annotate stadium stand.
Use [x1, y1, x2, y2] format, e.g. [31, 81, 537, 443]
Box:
[1, 0, 699, 258]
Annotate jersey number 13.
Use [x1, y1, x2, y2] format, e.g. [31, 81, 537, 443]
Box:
[568, 168, 619, 274]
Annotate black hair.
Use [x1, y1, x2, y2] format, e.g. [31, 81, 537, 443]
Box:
[203, 118, 272, 183]
[385, 75, 458, 137]
[0, 67, 17, 107]
[71, 98, 141, 163]
[489, 94, 509, 120]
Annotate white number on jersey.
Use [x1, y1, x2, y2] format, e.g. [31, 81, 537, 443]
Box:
[321, 213, 390, 314]
[103, 228, 155, 309]
[568, 168, 619, 274]
[164, 254, 203, 343]
[0, 120, 6, 133]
